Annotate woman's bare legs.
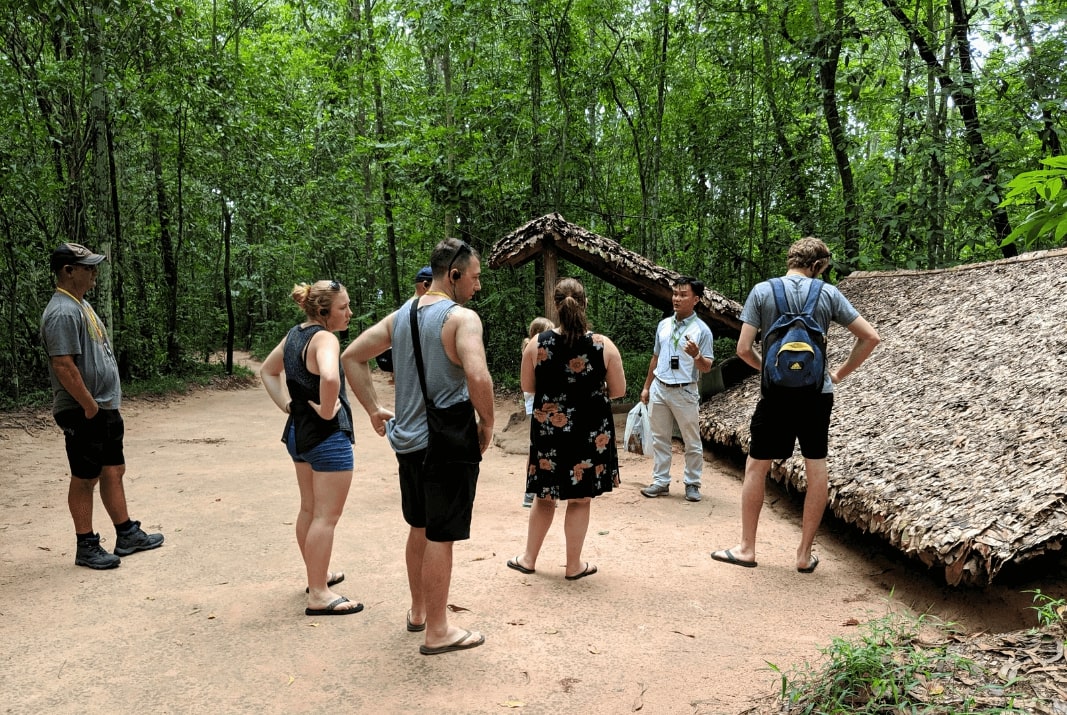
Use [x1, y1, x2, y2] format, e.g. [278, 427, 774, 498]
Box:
[563, 497, 592, 577]
[298, 465, 356, 610]
[517, 496, 556, 571]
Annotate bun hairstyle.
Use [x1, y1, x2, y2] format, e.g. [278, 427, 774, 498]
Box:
[291, 280, 343, 321]
[553, 277, 588, 346]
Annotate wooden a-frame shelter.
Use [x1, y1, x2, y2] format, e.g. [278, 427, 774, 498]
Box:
[487, 213, 743, 337]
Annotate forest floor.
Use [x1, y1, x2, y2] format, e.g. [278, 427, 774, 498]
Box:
[2, 353, 1066, 714]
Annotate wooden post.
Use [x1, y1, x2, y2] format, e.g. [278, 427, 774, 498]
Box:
[543, 243, 558, 323]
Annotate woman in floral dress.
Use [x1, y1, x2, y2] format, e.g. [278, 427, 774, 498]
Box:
[506, 278, 626, 580]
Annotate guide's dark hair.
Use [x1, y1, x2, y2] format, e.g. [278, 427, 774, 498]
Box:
[675, 276, 704, 297]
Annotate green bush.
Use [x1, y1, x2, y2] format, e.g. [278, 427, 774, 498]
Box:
[768, 609, 1028, 714]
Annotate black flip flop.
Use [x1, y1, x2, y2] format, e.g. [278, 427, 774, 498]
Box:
[305, 572, 345, 593]
[406, 610, 426, 632]
[710, 549, 758, 568]
[419, 629, 485, 655]
[565, 563, 597, 581]
[305, 596, 364, 616]
[507, 557, 534, 574]
[798, 554, 820, 574]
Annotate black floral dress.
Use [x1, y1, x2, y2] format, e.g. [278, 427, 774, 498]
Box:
[527, 330, 620, 500]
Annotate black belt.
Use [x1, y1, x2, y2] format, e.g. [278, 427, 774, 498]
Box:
[657, 378, 691, 388]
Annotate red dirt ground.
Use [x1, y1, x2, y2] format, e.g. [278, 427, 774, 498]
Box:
[2, 356, 1062, 714]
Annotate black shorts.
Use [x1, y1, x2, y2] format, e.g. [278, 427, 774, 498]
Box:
[748, 392, 834, 461]
[54, 408, 125, 479]
[397, 449, 478, 542]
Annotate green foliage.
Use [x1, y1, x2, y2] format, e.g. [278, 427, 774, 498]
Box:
[1025, 589, 1067, 629]
[619, 350, 649, 403]
[999, 156, 1067, 251]
[122, 362, 257, 399]
[770, 610, 1027, 714]
[3, 0, 1066, 400]
[0, 360, 255, 411]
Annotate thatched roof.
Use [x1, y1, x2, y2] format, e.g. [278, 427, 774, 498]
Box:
[488, 213, 743, 337]
[700, 248, 1067, 585]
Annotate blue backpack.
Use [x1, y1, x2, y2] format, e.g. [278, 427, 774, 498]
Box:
[761, 277, 826, 395]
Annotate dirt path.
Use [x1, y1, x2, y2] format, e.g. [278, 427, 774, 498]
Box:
[1, 357, 1060, 714]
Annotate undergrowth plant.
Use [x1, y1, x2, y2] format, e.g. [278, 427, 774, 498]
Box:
[766, 609, 1028, 714]
[1025, 589, 1067, 629]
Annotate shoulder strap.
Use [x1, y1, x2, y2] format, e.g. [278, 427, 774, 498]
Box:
[800, 280, 823, 316]
[769, 277, 791, 315]
[408, 300, 432, 408]
[300, 324, 325, 368]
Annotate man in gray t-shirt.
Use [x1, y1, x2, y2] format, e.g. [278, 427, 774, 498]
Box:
[711, 237, 880, 574]
[41, 242, 163, 570]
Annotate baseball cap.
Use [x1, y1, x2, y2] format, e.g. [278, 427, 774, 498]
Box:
[51, 242, 106, 272]
[414, 266, 433, 283]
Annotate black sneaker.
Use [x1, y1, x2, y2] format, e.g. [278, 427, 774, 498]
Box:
[114, 521, 164, 556]
[75, 534, 121, 569]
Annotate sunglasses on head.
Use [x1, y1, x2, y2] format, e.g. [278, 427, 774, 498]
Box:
[447, 242, 472, 279]
[328, 280, 340, 291]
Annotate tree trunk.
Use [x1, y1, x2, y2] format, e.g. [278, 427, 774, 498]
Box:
[529, 0, 544, 218]
[762, 11, 812, 235]
[223, 197, 234, 374]
[89, 1, 116, 350]
[881, 0, 1016, 257]
[349, 0, 376, 321]
[364, 0, 400, 306]
[812, 0, 860, 267]
[151, 134, 180, 369]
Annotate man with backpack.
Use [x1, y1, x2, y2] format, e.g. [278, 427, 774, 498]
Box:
[711, 238, 880, 573]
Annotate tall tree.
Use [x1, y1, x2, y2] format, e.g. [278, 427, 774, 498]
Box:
[881, 0, 1016, 257]
[811, 0, 860, 266]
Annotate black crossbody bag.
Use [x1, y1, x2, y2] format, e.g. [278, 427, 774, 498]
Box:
[408, 299, 482, 465]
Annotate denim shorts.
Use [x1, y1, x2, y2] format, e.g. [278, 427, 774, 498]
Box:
[286, 425, 353, 472]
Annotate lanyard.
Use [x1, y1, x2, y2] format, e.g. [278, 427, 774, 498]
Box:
[55, 288, 105, 341]
[670, 315, 690, 351]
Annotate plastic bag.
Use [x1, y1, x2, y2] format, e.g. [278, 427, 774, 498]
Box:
[623, 402, 652, 455]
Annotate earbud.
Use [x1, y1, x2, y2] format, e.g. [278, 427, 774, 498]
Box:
[451, 270, 461, 281]
[319, 308, 329, 316]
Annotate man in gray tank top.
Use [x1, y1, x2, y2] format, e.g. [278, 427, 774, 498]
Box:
[343, 238, 493, 655]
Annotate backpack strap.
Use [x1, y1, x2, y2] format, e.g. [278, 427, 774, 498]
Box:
[800, 280, 823, 316]
[770, 276, 824, 317]
[769, 277, 791, 315]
